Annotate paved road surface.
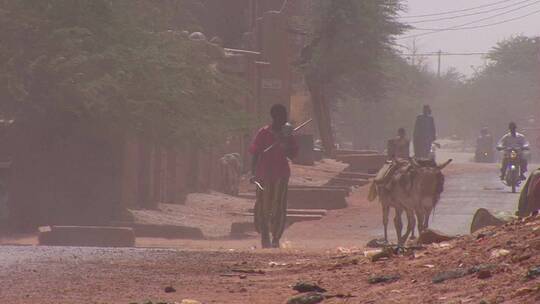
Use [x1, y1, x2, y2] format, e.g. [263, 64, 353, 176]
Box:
[425, 150, 535, 236]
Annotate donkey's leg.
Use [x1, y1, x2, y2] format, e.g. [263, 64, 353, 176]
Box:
[410, 209, 419, 239]
[416, 209, 425, 235]
[382, 203, 390, 243]
[423, 207, 431, 232]
[401, 209, 416, 246]
[394, 208, 403, 246]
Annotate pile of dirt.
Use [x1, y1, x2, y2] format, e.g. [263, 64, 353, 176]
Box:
[290, 215, 540, 303]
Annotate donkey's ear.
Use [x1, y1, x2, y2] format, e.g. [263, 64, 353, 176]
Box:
[437, 159, 453, 170]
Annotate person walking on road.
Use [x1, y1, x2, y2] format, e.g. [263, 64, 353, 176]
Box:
[413, 105, 436, 159]
[249, 104, 298, 248]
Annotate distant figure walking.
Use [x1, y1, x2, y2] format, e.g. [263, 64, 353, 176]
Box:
[413, 105, 436, 158]
[219, 153, 241, 196]
[249, 104, 298, 248]
[387, 128, 410, 160]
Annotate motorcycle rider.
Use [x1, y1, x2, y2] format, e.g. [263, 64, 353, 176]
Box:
[497, 122, 530, 180]
[476, 127, 494, 162]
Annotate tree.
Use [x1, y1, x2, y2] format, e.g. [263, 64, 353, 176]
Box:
[463, 35, 540, 137]
[0, 0, 250, 148]
[300, 0, 407, 155]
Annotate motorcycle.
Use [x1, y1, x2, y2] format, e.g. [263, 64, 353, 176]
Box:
[475, 140, 494, 163]
[500, 147, 523, 193]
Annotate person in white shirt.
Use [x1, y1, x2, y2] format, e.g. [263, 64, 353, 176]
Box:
[497, 122, 530, 180]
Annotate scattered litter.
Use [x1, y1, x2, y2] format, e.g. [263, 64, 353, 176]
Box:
[432, 269, 467, 284]
[423, 264, 435, 269]
[515, 287, 535, 296]
[364, 247, 393, 262]
[511, 254, 531, 263]
[164, 286, 176, 293]
[231, 268, 265, 275]
[337, 247, 352, 254]
[286, 292, 325, 304]
[180, 300, 202, 304]
[432, 242, 452, 250]
[363, 249, 382, 258]
[269, 261, 287, 267]
[526, 265, 540, 279]
[477, 269, 492, 279]
[366, 238, 388, 248]
[292, 281, 327, 293]
[368, 274, 400, 284]
[414, 252, 426, 259]
[282, 241, 293, 249]
[490, 249, 511, 258]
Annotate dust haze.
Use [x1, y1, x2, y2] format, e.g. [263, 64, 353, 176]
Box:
[0, 1, 540, 303]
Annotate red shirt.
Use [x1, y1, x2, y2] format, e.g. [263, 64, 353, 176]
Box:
[249, 125, 298, 182]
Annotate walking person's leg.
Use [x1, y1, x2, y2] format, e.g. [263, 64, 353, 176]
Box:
[254, 183, 273, 248]
[270, 178, 289, 248]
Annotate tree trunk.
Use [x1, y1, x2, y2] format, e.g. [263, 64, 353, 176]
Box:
[307, 78, 335, 157]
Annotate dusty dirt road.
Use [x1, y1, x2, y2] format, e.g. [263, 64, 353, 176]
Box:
[1, 152, 537, 303]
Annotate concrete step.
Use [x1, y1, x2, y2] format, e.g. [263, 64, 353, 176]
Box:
[287, 187, 348, 210]
[289, 185, 351, 195]
[230, 214, 324, 237]
[236, 212, 324, 222]
[230, 221, 256, 237]
[110, 222, 204, 239]
[326, 177, 370, 187]
[241, 186, 349, 210]
[338, 172, 376, 179]
[38, 226, 135, 247]
[246, 208, 328, 216]
[335, 149, 379, 155]
[335, 154, 386, 172]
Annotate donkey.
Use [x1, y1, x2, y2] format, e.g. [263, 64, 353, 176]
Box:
[409, 159, 451, 235]
[369, 158, 452, 246]
[369, 160, 417, 246]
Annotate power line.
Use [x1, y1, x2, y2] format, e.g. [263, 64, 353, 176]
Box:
[412, 0, 540, 31]
[400, 0, 517, 19]
[407, 0, 534, 24]
[401, 52, 490, 56]
[400, 8, 540, 39]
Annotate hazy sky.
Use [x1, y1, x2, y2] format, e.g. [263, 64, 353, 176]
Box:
[399, 0, 540, 76]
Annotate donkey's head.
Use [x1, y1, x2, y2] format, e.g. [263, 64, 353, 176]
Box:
[410, 159, 452, 201]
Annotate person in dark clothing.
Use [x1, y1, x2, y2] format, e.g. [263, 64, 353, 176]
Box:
[413, 105, 436, 158]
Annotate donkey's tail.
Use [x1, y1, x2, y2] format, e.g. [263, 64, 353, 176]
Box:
[368, 182, 378, 202]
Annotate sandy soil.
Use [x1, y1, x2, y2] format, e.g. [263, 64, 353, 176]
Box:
[2, 216, 540, 303]
[2, 154, 539, 303]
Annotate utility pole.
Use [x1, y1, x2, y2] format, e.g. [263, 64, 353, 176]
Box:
[437, 50, 442, 78]
[411, 39, 416, 67]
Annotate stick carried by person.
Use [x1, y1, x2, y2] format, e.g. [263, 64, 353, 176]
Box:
[263, 118, 313, 153]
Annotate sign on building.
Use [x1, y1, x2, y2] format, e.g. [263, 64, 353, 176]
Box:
[262, 78, 283, 90]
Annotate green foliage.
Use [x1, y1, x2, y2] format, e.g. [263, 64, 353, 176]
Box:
[337, 35, 540, 149]
[0, 0, 250, 146]
[302, 0, 408, 101]
[460, 36, 540, 137]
